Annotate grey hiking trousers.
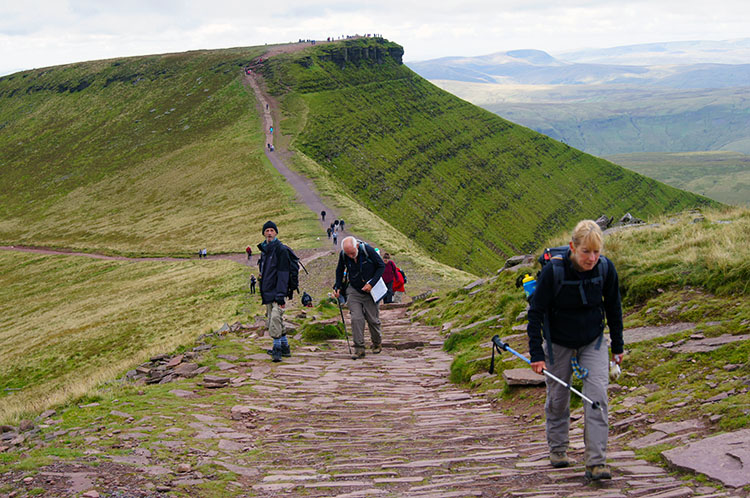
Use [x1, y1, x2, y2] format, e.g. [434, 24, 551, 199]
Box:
[265, 302, 285, 339]
[347, 289, 382, 349]
[544, 338, 609, 466]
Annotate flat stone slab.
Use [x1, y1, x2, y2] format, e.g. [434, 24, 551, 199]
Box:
[503, 368, 545, 386]
[650, 419, 704, 434]
[662, 428, 750, 487]
[672, 333, 750, 353]
[624, 323, 695, 344]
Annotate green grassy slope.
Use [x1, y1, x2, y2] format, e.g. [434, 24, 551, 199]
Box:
[259, 38, 719, 275]
[0, 48, 320, 254]
[607, 151, 750, 206]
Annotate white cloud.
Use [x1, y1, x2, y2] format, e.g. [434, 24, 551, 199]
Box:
[2, 0, 750, 74]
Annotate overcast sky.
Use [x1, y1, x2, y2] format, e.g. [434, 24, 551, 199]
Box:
[2, 0, 749, 76]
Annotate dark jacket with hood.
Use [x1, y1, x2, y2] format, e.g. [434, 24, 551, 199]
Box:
[527, 250, 624, 363]
[257, 238, 291, 305]
[334, 242, 385, 294]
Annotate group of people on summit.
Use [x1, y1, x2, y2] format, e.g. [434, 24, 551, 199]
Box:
[251, 217, 623, 482]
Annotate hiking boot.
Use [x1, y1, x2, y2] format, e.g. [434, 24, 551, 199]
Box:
[585, 465, 611, 480]
[351, 347, 365, 360]
[281, 343, 291, 357]
[270, 346, 282, 363]
[549, 451, 569, 468]
[371, 343, 382, 354]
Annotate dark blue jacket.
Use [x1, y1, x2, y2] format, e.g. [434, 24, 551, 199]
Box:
[527, 251, 623, 363]
[334, 242, 385, 294]
[257, 238, 291, 305]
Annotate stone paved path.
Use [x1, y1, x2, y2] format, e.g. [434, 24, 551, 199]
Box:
[193, 306, 723, 497]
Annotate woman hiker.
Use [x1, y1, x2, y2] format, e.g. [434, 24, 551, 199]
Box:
[526, 220, 624, 481]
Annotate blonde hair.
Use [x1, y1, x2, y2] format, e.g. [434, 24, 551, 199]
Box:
[571, 220, 603, 251]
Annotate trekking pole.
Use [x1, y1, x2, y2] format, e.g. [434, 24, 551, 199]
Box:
[337, 298, 352, 354]
[490, 335, 601, 410]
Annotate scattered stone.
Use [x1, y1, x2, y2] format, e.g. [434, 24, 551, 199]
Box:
[202, 375, 230, 388]
[662, 428, 750, 488]
[165, 354, 184, 368]
[216, 323, 231, 334]
[110, 410, 133, 419]
[38, 409, 56, 420]
[18, 420, 34, 432]
[650, 419, 704, 434]
[218, 439, 246, 451]
[673, 334, 750, 353]
[595, 214, 613, 230]
[503, 368, 545, 386]
[216, 361, 237, 371]
[471, 372, 491, 383]
[176, 463, 191, 473]
[173, 362, 200, 377]
[464, 278, 485, 291]
[723, 364, 741, 371]
[168, 389, 197, 399]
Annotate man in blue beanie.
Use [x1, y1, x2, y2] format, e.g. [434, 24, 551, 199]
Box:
[257, 220, 293, 362]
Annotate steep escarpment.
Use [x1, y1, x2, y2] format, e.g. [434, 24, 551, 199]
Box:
[259, 38, 718, 274]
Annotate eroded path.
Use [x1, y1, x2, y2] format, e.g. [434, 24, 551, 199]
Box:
[2, 306, 718, 497]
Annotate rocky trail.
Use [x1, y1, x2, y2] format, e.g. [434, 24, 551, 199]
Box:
[3, 305, 739, 497]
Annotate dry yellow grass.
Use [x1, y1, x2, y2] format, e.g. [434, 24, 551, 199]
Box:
[0, 250, 254, 423]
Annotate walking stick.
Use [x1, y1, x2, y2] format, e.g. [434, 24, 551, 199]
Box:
[337, 298, 352, 354]
[490, 335, 601, 410]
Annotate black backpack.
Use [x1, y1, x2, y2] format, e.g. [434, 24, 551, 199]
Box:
[538, 246, 608, 302]
[399, 268, 407, 284]
[285, 246, 308, 299]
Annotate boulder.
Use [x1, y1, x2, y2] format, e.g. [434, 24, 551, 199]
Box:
[595, 215, 613, 230]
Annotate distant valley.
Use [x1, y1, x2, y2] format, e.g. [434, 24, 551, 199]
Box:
[408, 39, 750, 205]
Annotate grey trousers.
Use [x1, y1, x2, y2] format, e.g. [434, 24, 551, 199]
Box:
[265, 302, 285, 339]
[544, 338, 609, 466]
[347, 289, 382, 349]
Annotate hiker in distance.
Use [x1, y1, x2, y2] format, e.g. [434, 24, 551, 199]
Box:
[527, 220, 624, 481]
[382, 252, 398, 304]
[249, 274, 257, 294]
[332, 236, 385, 359]
[257, 221, 293, 362]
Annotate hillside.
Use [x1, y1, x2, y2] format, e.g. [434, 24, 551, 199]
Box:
[258, 38, 716, 274]
[0, 47, 321, 255]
